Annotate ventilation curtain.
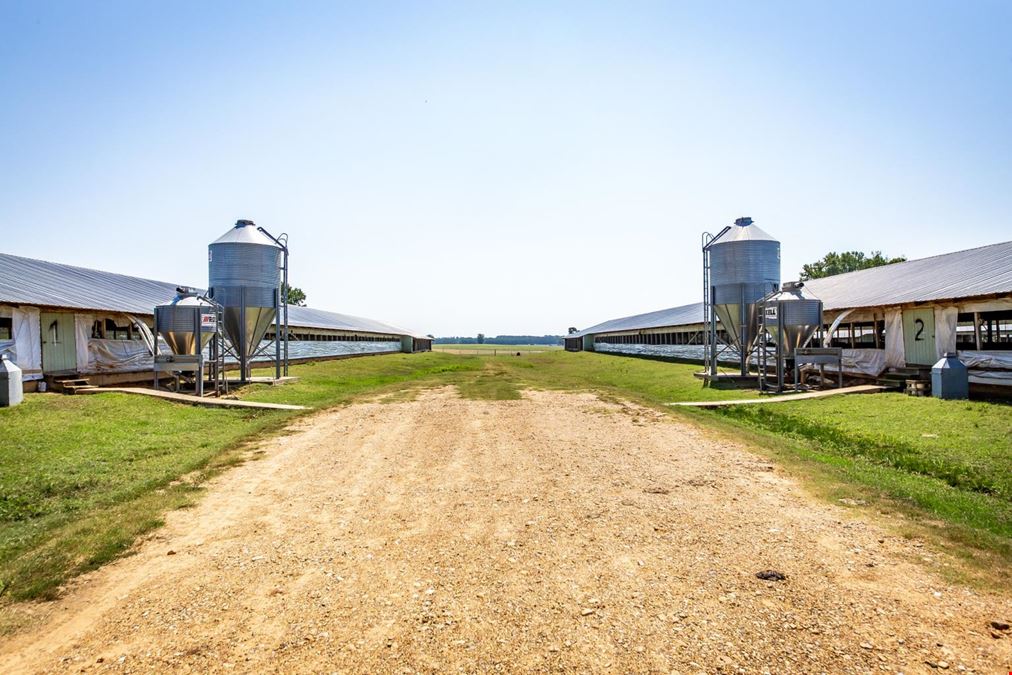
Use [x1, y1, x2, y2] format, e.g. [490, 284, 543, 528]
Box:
[933, 305, 958, 360]
[884, 308, 905, 368]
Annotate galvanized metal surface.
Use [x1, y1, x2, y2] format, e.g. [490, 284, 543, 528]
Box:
[0, 253, 183, 314]
[803, 240, 1012, 310]
[154, 295, 217, 356]
[573, 240, 1011, 339]
[285, 306, 417, 337]
[208, 221, 284, 370]
[0, 253, 423, 339]
[569, 302, 703, 338]
[706, 219, 781, 362]
[763, 284, 823, 356]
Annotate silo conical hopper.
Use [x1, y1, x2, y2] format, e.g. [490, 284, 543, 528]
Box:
[154, 291, 218, 355]
[706, 217, 780, 375]
[763, 282, 823, 356]
[208, 220, 283, 380]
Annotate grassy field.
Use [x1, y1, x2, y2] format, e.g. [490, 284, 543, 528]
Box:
[1, 349, 1009, 606]
[432, 343, 562, 353]
[0, 354, 479, 603]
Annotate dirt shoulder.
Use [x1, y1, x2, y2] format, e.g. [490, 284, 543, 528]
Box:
[2, 388, 1009, 673]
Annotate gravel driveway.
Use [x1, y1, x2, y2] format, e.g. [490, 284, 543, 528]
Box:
[3, 388, 1009, 673]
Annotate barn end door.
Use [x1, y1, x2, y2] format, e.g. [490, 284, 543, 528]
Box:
[902, 308, 935, 366]
[40, 312, 77, 373]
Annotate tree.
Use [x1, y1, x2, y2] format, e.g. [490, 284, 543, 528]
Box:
[799, 251, 906, 280]
[476, 333, 485, 344]
[568, 327, 578, 335]
[284, 285, 307, 307]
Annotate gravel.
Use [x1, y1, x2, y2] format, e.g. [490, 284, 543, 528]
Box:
[2, 388, 1010, 673]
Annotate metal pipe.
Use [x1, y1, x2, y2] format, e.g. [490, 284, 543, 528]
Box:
[283, 245, 287, 378]
[974, 312, 982, 351]
[240, 290, 247, 382]
[196, 308, 204, 397]
[274, 286, 280, 381]
[256, 226, 290, 379]
[740, 285, 748, 376]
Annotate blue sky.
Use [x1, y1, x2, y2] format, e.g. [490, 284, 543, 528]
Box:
[2, 1, 1010, 336]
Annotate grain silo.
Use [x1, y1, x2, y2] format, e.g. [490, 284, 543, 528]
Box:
[207, 219, 289, 382]
[703, 217, 780, 376]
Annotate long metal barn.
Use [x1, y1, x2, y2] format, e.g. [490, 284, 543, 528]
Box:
[0, 253, 431, 391]
[565, 240, 1012, 393]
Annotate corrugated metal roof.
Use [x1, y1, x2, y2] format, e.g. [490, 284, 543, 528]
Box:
[0, 253, 183, 315]
[211, 220, 283, 247]
[286, 306, 422, 338]
[802, 240, 1012, 310]
[0, 252, 423, 338]
[571, 302, 704, 338]
[707, 221, 778, 245]
[573, 240, 1012, 336]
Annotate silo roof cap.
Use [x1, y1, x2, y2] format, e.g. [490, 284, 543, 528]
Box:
[210, 220, 282, 247]
[709, 220, 778, 245]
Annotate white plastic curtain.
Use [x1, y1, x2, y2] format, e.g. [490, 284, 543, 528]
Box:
[884, 308, 905, 368]
[88, 340, 153, 371]
[817, 348, 887, 376]
[72, 313, 157, 373]
[958, 351, 1012, 369]
[74, 313, 94, 373]
[933, 305, 958, 360]
[11, 306, 42, 379]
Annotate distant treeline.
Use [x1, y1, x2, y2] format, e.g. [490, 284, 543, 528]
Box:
[434, 335, 563, 345]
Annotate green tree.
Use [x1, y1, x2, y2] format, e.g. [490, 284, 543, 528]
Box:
[799, 250, 906, 280]
[284, 285, 307, 307]
[476, 333, 485, 344]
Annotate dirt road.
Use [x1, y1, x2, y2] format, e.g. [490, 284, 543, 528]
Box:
[3, 389, 1009, 673]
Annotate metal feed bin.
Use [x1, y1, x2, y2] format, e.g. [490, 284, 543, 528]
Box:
[208, 219, 287, 382]
[704, 217, 781, 376]
[1, 354, 24, 407]
[931, 352, 968, 400]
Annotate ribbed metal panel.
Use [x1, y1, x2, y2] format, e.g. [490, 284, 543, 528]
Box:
[154, 296, 217, 355]
[0, 253, 425, 338]
[709, 239, 781, 289]
[777, 298, 822, 325]
[207, 221, 283, 363]
[208, 285, 276, 309]
[708, 222, 781, 357]
[802, 240, 1012, 310]
[569, 302, 704, 338]
[208, 245, 282, 294]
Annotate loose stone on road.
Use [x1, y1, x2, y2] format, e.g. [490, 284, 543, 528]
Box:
[2, 388, 1009, 673]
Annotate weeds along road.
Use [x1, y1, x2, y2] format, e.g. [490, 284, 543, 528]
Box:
[3, 388, 1009, 673]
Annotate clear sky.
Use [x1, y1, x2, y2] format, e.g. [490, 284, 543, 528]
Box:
[2, 1, 1010, 336]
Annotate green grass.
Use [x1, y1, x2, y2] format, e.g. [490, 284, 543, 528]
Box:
[0, 353, 478, 603]
[1, 349, 1009, 606]
[711, 395, 1012, 554]
[0, 395, 283, 602]
[432, 343, 562, 352]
